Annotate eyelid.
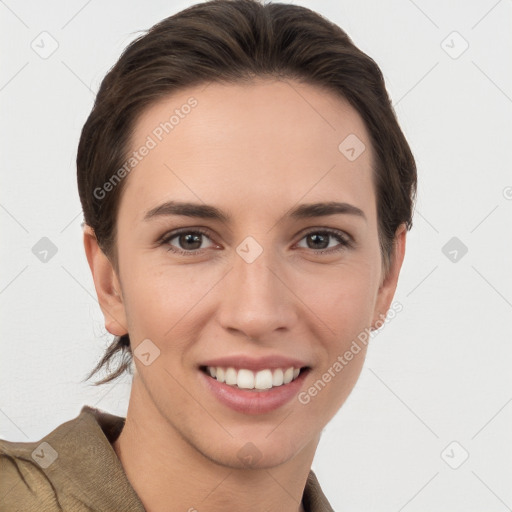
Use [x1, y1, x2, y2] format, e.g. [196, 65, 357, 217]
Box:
[159, 226, 214, 240]
[297, 226, 353, 243]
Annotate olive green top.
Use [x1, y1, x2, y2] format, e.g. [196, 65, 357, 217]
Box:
[0, 406, 334, 511]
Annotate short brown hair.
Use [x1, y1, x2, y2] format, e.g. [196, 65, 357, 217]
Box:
[78, 0, 417, 386]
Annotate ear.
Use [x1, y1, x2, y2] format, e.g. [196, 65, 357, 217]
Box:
[371, 223, 407, 328]
[83, 224, 128, 336]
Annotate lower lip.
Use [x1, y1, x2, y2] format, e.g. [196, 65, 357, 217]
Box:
[199, 369, 309, 415]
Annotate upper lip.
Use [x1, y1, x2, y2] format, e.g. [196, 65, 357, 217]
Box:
[200, 355, 309, 372]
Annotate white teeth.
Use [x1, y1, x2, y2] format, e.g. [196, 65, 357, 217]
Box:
[237, 369, 254, 389]
[272, 368, 284, 386]
[254, 369, 273, 390]
[225, 367, 237, 385]
[205, 365, 303, 390]
[283, 367, 294, 384]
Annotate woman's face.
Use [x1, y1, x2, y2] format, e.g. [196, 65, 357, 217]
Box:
[103, 79, 404, 468]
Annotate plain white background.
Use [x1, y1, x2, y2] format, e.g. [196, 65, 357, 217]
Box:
[1, 1, 511, 510]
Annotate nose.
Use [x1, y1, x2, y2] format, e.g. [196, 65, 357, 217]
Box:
[216, 242, 298, 342]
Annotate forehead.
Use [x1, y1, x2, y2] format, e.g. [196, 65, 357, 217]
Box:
[121, 79, 376, 221]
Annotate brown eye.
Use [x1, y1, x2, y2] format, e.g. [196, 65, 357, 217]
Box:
[305, 233, 330, 250]
[296, 230, 351, 253]
[162, 229, 215, 254]
[176, 232, 203, 250]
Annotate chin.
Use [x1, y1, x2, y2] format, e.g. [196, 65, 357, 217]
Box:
[199, 428, 312, 471]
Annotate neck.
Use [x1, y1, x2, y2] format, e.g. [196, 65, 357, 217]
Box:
[112, 377, 316, 512]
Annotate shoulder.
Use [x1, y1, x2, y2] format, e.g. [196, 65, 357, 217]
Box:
[0, 438, 63, 511]
[303, 470, 335, 512]
[0, 405, 118, 511]
[0, 406, 143, 512]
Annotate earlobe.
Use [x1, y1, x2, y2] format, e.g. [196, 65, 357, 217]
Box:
[371, 224, 407, 329]
[83, 224, 128, 336]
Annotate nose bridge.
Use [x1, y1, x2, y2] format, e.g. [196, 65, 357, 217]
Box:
[235, 245, 277, 299]
[218, 238, 296, 337]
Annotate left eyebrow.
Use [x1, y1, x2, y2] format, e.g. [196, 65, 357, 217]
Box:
[288, 201, 367, 222]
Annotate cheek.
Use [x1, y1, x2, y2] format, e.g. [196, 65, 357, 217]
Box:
[302, 261, 378, 337]
[297, 267, 375, 422]
[119, 259, 216, 344]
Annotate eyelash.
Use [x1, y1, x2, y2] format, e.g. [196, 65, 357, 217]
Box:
[159, 227, 353, 256]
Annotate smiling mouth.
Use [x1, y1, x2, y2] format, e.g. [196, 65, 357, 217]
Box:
[200, 365, 309, 391]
